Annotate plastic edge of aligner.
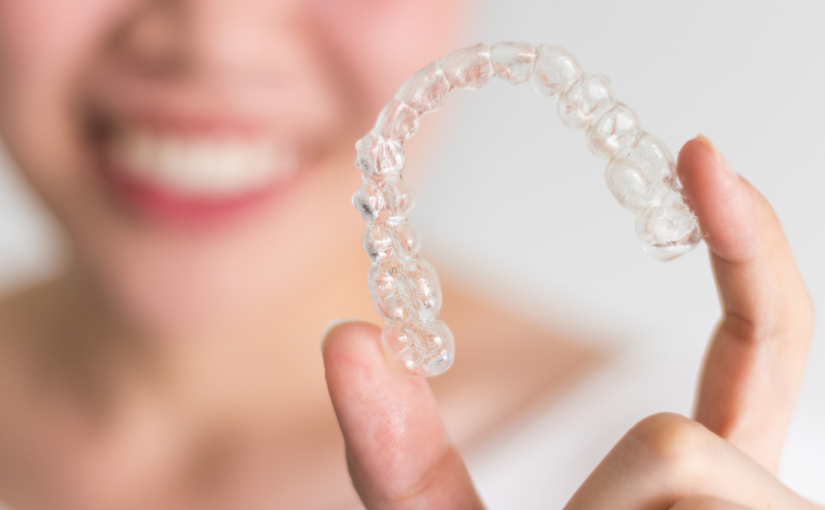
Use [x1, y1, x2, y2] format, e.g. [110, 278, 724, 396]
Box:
[489, 42, 537, 85]
[356, 130, 407, 178]
[438, 42, 493, 68]
[585, 101, 629, 156]
[393, 62, 451, 115]
[614, 130, 648, 161]
[642, 235, 702, 263]
[373, 101, 420, 143]
[380, 320, 455, 379]
[530, 44, 581, 98]
[478, 44, 495, 87]
[557, 74, 618, 131]
[634, 200, 704, 262]
[448, 43, 496, 90]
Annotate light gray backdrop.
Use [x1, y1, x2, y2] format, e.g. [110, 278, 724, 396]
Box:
[410, 0, 825, 503]
[0, 0, 822, 505]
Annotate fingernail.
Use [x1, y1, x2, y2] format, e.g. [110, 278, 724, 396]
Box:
[321, 318, 358, 349]
[695, 134, 738, 178]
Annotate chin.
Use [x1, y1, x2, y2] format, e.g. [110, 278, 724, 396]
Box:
[84, 216, 287, 332]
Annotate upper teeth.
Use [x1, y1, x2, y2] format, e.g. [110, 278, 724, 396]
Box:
[108, 129, 297, 197]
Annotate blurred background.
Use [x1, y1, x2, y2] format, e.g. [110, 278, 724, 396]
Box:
[1, 0, 823, 508]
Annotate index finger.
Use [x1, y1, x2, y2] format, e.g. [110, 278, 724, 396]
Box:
[678, 136, 815, 473]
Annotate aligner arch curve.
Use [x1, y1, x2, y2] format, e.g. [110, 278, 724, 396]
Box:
[352, 43, 702, 377]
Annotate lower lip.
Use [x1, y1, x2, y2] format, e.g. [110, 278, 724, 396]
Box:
[98, 158, 299, 226]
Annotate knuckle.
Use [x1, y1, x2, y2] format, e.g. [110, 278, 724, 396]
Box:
[624, 413, 713, 476]
[721, 310, 770, 344]
[720, 283, 816, 346]
[374, 446, 459, 507]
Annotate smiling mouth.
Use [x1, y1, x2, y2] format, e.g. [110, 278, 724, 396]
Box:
[107, 127, 298, 197]
[88, 112, 304, 223]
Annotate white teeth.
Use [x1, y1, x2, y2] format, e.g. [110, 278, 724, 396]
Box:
[108, 129, 297, 197]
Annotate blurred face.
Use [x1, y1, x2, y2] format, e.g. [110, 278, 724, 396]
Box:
[0, 0, 464, 329]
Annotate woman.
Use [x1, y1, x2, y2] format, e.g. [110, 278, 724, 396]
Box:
[0, 0, 601, 508]
[0, 0, 816, 509]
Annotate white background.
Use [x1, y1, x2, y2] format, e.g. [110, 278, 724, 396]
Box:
[1, 0, 823, 507]
[410, 0, 825, 504]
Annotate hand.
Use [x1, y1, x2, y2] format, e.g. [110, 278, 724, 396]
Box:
[321, 135, 818, 510]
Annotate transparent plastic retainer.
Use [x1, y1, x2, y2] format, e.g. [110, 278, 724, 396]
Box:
[352, 43, 702, 378]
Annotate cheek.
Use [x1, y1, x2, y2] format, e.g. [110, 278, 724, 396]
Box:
[0, 0, 134, 208]
[310, 0, 469, 116]
[0, 0, 133, 84]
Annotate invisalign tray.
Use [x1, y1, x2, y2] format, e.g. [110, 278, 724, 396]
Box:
[352, 43, 702, 377]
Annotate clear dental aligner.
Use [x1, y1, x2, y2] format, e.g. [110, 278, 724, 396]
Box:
[352, 43, 702, 378]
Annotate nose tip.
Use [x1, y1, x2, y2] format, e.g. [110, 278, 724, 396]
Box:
[184, 0, 273, 76]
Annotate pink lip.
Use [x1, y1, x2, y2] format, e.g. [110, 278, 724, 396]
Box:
[84, 101, 304, 226]
[99, 157, 299, 227]
[117, 111, 271, 139]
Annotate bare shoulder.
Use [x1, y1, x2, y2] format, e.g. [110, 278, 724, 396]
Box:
[429, 278, 610, 445]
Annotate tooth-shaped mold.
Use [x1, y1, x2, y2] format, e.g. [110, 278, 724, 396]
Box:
[382, 319, 455, 377]
[438, 43, 494, 90]
[401, 258, 442, 321]
[604, 156, 664, 213]
[368, 259, 413, 322]
[363, 221, 422, 262]
[586, 102, 643, 160]
[604, 134, 676, 213]
[368, 258, 442, 323]
[557, 73, 615, 130]
[395, 62, 451, 114]
[351, 176, 415, 224]
[635, 191, 702, 261]
[531, 44, 581, 97]
[355, 133, 406, 178]
[491, 42, 536, 85]
[374, 100, 420, 142]
[353, 42, 702, 378]
[616, 134, 678, 190]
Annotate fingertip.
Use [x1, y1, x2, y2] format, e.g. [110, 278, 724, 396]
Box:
[321, 320, 388, 391]
[321, 319, 466, 507]
[676, 136, 738, 194]
[321, 319, 377, 356]
[320, 318, 436, 435]
[320, 318, 359, 349]
[676, 136, 762, 261]
[694, 135, 739, 179]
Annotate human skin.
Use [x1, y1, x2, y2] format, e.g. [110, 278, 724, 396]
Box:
[0, 0, 465, 330]
[3, 0, 815, 508]
[0, 0, 605, 509]
[0, 0, 473, 508]
[322, 137, 819, 510]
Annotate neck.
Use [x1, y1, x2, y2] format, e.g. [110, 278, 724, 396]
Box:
[45, 228, 377, 422]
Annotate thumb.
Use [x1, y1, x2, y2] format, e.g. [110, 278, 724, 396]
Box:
[321, 320, 484, 510]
